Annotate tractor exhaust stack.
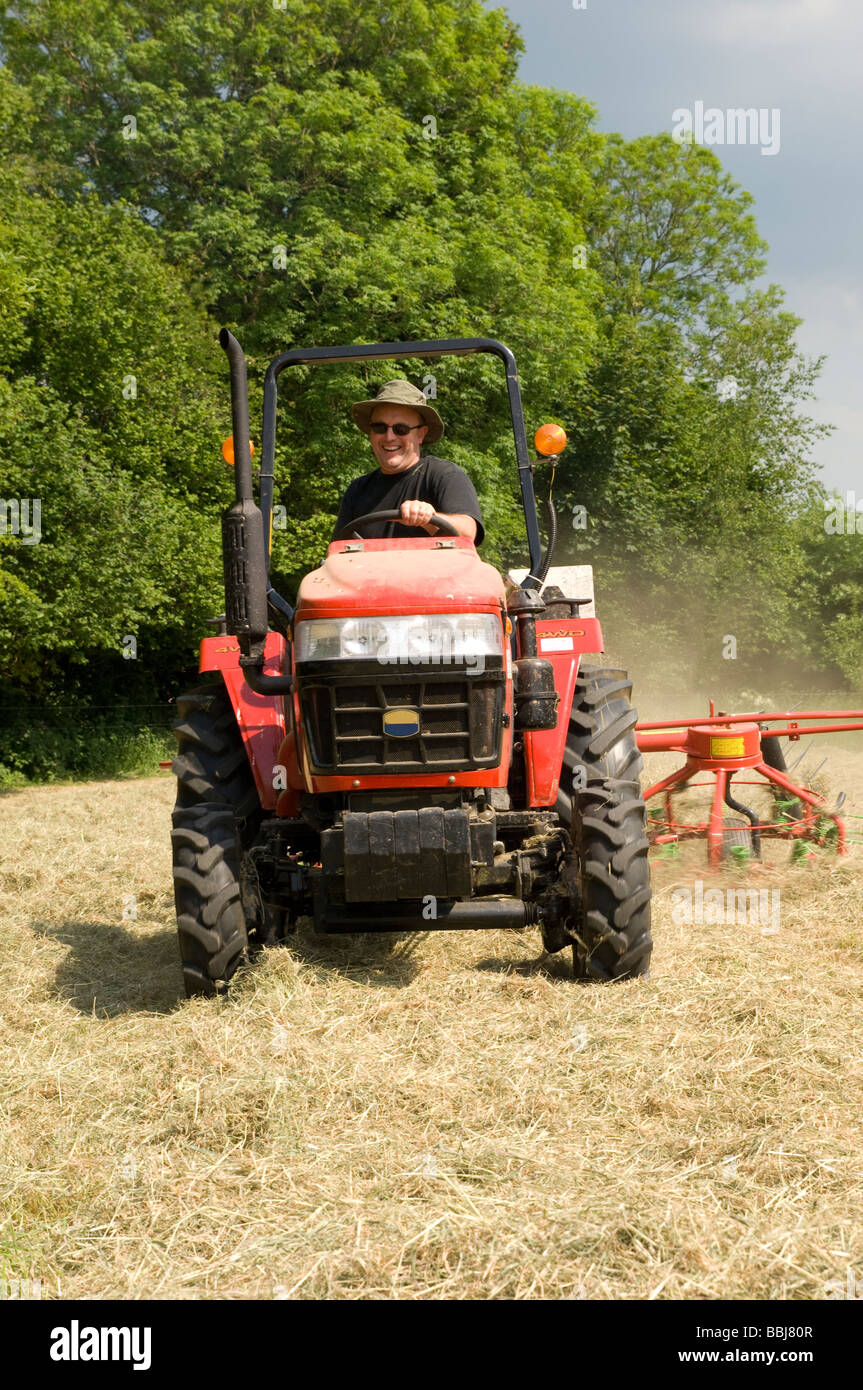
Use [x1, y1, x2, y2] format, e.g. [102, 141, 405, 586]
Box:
[218, 332, 293, 700]
[219, 329, 273, 673]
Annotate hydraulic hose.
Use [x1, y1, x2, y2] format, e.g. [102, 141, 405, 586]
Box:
[537, 497, 558, 588]
[724, 777, 762, 858]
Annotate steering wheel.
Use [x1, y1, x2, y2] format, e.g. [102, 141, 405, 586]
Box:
[334, 508, 460, 541]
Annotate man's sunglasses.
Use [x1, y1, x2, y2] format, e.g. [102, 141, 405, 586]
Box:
[369, 422, 423, 436]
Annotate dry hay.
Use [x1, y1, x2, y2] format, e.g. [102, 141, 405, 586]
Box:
[1, 756, 862, 1300]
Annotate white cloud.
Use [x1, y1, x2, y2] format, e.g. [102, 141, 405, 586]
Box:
[791, 280, 863, 350]
[697, 0, 846, 44]
[786, 276, 863, 489]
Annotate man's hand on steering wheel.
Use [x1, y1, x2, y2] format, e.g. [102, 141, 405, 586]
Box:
[399, 499, 437, 532]
[333, 509, 460, 541]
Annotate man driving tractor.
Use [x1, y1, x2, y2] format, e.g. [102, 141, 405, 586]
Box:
[170, 329, 652, 997]
[333, 379, 485, 542]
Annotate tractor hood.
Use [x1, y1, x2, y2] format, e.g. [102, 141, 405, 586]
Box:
[296, 538, 507, 618]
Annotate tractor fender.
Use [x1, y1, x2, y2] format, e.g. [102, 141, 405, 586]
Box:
[522, 616, 604, 806]
[199, 633, 288, 811]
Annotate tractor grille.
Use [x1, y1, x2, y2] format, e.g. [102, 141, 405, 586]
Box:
[298, 663, 505, 774]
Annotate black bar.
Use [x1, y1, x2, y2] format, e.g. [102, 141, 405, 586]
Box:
[261, 365, 278, 575]
[6, 1296, 854, 1372]
[218, 329, 253, 506]
[241, 665, 294, 695]
[318, 899, 532, 933]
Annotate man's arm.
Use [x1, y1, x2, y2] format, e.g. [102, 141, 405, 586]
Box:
[398, 500, 477, 541]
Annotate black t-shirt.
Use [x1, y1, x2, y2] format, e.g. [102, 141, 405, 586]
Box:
[333, 455, 485, 543]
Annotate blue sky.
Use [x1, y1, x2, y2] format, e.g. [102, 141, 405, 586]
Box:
[485, 0, 861, 494]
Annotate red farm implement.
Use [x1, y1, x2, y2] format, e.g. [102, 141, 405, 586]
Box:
[636, 703, 863, 867]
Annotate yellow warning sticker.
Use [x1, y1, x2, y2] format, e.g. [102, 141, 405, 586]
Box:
[710, 736, 746, 758]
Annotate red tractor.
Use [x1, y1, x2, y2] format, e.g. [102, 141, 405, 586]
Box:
[170, 333, 652, 996]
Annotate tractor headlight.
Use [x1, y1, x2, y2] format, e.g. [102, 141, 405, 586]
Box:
[295, 613, 503, 668]
[339, 618, 391, 657]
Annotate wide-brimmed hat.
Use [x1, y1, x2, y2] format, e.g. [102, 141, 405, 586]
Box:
[351, 379, 444, 444]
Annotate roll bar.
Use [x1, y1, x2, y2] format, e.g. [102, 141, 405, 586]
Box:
[257, 337, 544, 588]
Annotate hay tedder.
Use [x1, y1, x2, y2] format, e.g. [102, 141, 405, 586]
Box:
[170, 334, 652, 996]
[636, 703, 863, 867]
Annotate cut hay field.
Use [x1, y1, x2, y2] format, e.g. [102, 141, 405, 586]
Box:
[2, 750, 863, 1301]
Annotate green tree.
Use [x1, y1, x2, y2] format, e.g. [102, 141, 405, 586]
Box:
[796, 492, 863, 688]
[585, 133, 768, 329]
[0, 0, 843, 717]
[546, 133, 830, 682]
[0, 119, 225, 701]
[0, 1, 600, 578]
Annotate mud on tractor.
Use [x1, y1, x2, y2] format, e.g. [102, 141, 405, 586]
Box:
[170, 334, 653, 997]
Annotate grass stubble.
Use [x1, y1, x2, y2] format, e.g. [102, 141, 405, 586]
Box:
[1, 746, 862, 1301]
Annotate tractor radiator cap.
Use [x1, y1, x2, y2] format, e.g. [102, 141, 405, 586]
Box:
[507, 586, 546, 616]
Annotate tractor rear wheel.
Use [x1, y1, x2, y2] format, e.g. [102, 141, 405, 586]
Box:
[556, 667, 653, 981]
[171, 676, 265, 998]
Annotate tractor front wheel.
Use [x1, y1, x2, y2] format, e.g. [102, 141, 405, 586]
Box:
[558, 667, 653, 981]
[171, 677, 265, 998]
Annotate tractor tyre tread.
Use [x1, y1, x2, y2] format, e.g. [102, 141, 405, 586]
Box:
[580, 678, 633, 707]
[585, 708, 639, 760]
[612, 836, 651, 874]
[172, 803, 248, 996]
[561, 667, 653, 982]
[171, 679, 263, 998]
